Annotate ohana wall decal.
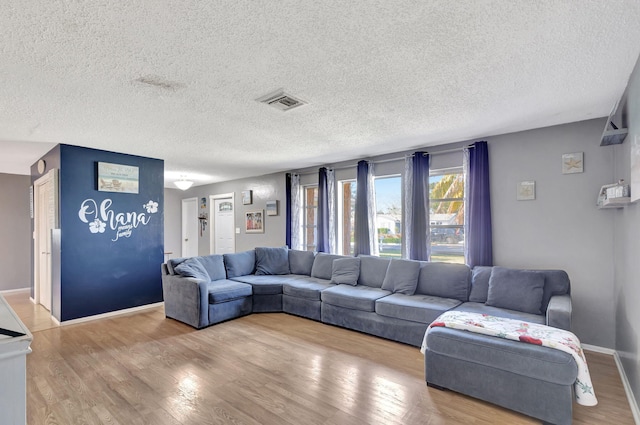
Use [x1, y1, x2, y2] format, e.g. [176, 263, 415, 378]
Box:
[78, 198, 159, 242]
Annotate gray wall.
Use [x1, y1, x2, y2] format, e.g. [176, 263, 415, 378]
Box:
[489, 119, 616, 348]
[0, 173, 32, 291]
[172, 172, 287, 255]
[613, 53, 640, 411]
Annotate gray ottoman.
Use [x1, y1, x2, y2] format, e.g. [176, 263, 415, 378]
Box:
[425, 326, 579, 425]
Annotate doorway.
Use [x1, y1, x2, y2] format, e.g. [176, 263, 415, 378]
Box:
[181, 197, 198, 257]
[210, 193, 236, 254]
[33, 169, 58, 311]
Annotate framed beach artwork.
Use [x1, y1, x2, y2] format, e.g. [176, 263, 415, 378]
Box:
[245, 210, 264, 233]
[241, 190, 253, 205]
[266, 200, 278, 216]
[517, 181, 535, 201]
[562, 152, 584, 174]
[97, 162, 139, 194]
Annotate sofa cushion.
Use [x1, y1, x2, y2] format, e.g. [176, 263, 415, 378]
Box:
[311, 253, 347, 280]
[197, 255, 227, 281]
[174, 258, 210, 281]
[331, 257, 360, 285]
[255, 246, 290, 275]
[486, 267, 545, 315]
[381, 259, 420, 295]
[375, 293, 461, 324]
[223, 250, 256, 278]
[228, 274, 290, 295]
[539, 270, 571, 312]
[357, 255, 391, 288]
[288, 249, 316, 275]
[167, 257, 187, 275]
[416, 262, 471, 302]
[207, 280, 252, 304]
[321, 284, 391, 312]
[283, 277, 334, 301]
[453, 302, 546, 325]
[469, 266, 492, 303]
[426, 326, 577, 385]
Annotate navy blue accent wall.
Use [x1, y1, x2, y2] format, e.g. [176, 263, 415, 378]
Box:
[58, 145, 164, 321]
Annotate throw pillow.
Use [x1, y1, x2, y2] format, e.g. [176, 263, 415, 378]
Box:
[255, 246, 290, 275]
[486, 267, 545, 314]
[174, 257, 210, 281]
[381, 259, 421, 295]
[330, 257, 361, 285]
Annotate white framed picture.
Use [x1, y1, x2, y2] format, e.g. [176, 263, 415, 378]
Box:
[562, 152, 584, 174]
[517, 181, 535, 201]
[245, 210, 264, 233]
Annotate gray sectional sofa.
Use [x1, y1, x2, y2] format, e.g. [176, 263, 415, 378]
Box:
[161, 247, 572, 343]
[161, 247, 576, 425]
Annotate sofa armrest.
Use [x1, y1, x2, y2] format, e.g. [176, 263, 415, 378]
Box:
[162, 273, 210, 329]
[545, 294, 571, 331]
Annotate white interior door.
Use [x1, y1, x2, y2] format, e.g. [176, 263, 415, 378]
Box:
[212, 196, 235, 254]
[33, 169, 57, 311]
[181, 198, 198, 257]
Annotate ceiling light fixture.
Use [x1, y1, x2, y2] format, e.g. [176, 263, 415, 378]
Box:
[174, 177, 194, 191]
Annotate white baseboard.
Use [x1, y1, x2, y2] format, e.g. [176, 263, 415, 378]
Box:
[614, 351, 640, 425]
[0, 287, 30, 295]
[60, 302, 164, 326]
[582, 344, 639, 424]
[582, 343, 616, 355]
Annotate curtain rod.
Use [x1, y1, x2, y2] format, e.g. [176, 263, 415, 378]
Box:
[292, 144, 475, 175]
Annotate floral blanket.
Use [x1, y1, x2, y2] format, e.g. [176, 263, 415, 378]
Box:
[420, 311, 597, 406]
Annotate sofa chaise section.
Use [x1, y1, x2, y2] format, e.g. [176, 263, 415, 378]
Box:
[161, 255, 252, 328]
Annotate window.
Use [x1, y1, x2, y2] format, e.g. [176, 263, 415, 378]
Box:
[375, 175, 402, 258]
[429, 169, 464, 264]
[338, 180, 356, 255]
[303, 185, 318, 251]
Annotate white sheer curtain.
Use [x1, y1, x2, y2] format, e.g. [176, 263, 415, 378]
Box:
[403, 155, 414, 259]
[367, 162, 379, 256]
[290, 174, 302, 250]
[462, 147, 470, 264]
[327, 168, 337, 254]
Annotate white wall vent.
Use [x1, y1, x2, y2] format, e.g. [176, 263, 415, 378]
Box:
[256, 90, 307, 111]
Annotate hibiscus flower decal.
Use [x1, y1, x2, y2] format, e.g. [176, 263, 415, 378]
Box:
[144, 200, 158, 214]
[89, 219, 106, 234]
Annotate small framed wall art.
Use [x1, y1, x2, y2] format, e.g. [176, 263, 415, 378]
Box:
[562, 152, 584, 174]
[517, 181, 536, 201]
[266, 200, 278, 216]
[245, 210, 264, 233]
[241, 190, 253, 205]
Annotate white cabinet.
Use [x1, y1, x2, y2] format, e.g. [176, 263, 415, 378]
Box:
[0, 295, 32, 425]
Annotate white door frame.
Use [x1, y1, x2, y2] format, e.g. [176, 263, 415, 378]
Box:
[209, 193, 236, 254]
[33, 169, 58, 310]
[181, 197, 198, 257]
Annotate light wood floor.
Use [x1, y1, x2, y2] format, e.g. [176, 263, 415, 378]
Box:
[4, 292, 636, 425]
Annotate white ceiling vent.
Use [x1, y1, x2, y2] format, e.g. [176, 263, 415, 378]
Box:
[256, 90, 307, 111]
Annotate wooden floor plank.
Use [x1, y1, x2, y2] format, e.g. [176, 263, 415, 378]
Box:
[4, 293, 635, 425]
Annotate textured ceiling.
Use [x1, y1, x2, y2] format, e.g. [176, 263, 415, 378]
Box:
[2, 1, 640, 187]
